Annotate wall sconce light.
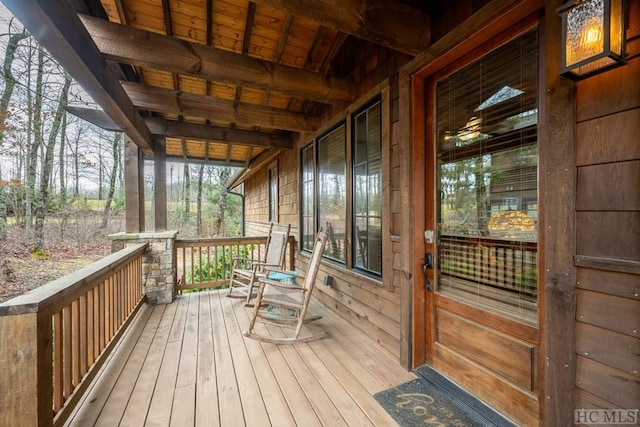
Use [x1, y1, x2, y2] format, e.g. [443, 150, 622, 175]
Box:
[557, 0, 627, 80]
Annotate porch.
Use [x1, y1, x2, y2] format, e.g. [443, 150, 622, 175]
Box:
[66, 289, 412, 426]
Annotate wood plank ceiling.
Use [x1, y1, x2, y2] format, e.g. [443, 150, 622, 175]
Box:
[60, 0, 432, 168]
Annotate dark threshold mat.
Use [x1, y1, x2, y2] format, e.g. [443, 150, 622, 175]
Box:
[374, 366, 517, 427]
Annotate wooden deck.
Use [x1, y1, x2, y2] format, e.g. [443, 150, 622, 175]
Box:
[65, 289, 415, 426]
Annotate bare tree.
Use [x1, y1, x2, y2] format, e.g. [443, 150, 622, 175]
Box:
[101, 132, 121, 228]
[0, 25, 29, 240]
[183, 162, 190, 223]
[0, 25, 28, 133]
[24, 45, 44, 231]
[33, 73, 71, 253]
[195, 163, 205, 235]
[214, 167, 231, 235]
[58, 112, 67, 205]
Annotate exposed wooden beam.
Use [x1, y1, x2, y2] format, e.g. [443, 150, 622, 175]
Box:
[249, 0, 430, 55]
[67, 107, 294, 149]
[2, 0, 153, 151]
[122, 82, 320, 133]
[80, 15, 356, 106]
[67, 106, 121, 132]
[144, 117, 293, 149]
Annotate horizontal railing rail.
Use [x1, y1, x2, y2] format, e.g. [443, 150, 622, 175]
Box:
[0, 243, 148, 427]
[174, 235, 295, 292]
[438, 235, 538, 316]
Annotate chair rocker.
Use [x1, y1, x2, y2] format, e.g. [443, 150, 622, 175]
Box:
[243, 229, 328, 344]
[227, 223, 291, 304]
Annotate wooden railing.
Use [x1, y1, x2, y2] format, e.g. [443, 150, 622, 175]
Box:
[0, 243, 147, 427]
[438, 235, 538, 316]
[174, 236, 295, 292]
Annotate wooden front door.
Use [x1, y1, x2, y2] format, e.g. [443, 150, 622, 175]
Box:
[422, 27, 541, 426]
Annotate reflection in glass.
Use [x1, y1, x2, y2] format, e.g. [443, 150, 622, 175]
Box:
[353, 101, 382, 275]
[436, 30, 539, 322]
[318, 125, 347, 263]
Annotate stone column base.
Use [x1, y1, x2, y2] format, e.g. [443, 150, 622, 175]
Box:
[109, 230, 179, 305]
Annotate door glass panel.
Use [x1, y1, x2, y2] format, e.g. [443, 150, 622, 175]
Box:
[435, 29, 539, 323]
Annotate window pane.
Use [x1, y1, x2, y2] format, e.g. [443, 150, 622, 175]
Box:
[436, 30, 538, 322]
[353, 101, 382, 275]
[318, 125, 346, 263]
[301, 145, 315, 252]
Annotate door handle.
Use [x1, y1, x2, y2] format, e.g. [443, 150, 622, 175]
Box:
[422, 253, 433, 291]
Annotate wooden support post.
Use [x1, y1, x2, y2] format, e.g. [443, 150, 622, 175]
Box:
[154, 136, 167, 231]
[125, 137, 145, 233]
[541, 2, 577, 425]
[0, 311, 53, 426]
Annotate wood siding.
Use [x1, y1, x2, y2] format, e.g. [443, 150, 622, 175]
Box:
[573, 4, 640, 413]
[243, 41, 410, 360]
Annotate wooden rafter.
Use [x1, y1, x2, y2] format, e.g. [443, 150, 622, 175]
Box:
[161, 0, 173, 35]
[236, 2, 256, 121]
[67, 106, 293, 149]
[80, 15, 356, 106]
[122, 82, 320, 132]
[144, 117, 293, 149]
[2, 0, 153, 150]
[306, 25, 327, 73]
[265, 13, 294, 106]
[242, 2, 256, 55]
[274, 14, 293, 64]
[66, 106, 122, 132]
[249, 0, 430, 55]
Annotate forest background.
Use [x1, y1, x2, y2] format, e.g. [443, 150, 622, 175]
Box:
[0, 6, 242, 302]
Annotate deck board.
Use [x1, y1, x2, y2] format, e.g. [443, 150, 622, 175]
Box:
[195, 293, 218, 427]
[66, 290, 413, 426]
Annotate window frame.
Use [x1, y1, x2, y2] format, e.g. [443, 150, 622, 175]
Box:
[300, 142, 316, 253]
[298, 79, 391, 287]
[268, 160, 278, 223]
[351, 97, 383, 277]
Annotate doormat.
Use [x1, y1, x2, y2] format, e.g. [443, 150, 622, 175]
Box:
[374, 366, 517, 427]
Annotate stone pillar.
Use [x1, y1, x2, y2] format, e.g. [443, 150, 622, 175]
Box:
[110, 230, 179, 304]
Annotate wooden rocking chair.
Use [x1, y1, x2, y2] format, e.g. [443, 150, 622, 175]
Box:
[227, 223, 291, 304]
[243, 229, 328, 344]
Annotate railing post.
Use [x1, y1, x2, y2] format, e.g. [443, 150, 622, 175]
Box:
[288, 236, 295, 270]
[0, 311, 53, 426]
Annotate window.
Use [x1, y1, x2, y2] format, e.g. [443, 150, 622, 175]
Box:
[353, 100, 382, 275]
[435, 29, 539, 322]
[300, 95, 384, 278]
[318, 124, 347, 263]
[268, 161, 278, 222]
[300, 144, 315, 252]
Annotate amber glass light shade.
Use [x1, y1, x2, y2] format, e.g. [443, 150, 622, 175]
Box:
[557, 0, 626, 80]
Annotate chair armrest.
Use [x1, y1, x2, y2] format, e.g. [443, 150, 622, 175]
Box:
[232, 257, 261, 263]
[231, 257, 262, 269]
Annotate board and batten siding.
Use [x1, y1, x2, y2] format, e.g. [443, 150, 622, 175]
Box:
[573, 4, 640, 412]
